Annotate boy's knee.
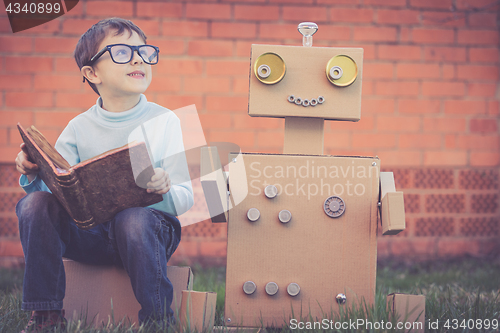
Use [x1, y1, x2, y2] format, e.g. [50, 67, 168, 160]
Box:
[16, 191, 56, 219]
[113, 207, 156, 242]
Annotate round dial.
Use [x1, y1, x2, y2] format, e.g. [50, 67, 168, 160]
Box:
[323, 196, 346, 218]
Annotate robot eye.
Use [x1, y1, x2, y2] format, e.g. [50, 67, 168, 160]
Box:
[326, 55, 358, 87]
[253, 52, 286, 85]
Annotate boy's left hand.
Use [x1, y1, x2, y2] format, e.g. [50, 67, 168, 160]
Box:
[147, 168, 171, 195]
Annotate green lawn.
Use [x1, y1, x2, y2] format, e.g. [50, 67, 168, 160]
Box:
[1, 258, 499, 332]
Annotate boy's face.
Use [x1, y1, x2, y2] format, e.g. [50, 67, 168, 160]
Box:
[91, 30, 152, 99]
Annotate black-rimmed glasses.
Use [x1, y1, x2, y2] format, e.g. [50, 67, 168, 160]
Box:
[85, 44, 160, 66]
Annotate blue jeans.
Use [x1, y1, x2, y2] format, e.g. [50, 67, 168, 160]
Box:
[16, 191, 181, 324]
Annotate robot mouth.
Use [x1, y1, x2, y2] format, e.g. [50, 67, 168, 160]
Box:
[287, 95, 325, 107]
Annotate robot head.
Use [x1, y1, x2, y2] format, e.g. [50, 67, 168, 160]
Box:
[248, 23, 363, 122]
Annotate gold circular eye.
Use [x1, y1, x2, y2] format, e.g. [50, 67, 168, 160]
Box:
[254, 52, 286, 85]
[326, 55, 358, 87]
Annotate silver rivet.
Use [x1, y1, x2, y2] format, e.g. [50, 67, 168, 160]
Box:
[336, 293, 347, 305]
[372, 161, 377, 166]
[302, 99, 310, 107]
[318, 96, 325, 104]
[294, 97, 302, 105]
[378, 202, 382, 207]
[247, 208, 260, 222]
[264, 185, 278, 199]
[257, 64, 271, 79]
[288, 95, 295, 103]
[324, 196, 345, 218]
[232, 158, 237, 163]
[227, 318, 232, 323]
[243, 281, 257, 295]
[278, 210, 292, 223]
[287, 283, 300, 297]
[265, 282, 279, 296]
[310, 98, 318, 106]
[329, 66, 343, 80]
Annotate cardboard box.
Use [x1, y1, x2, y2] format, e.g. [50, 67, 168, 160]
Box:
[180, 290, 217, 332]
[387, 293, 425, 333]
[380, 172, 406, 235]
[225, 153, 380, 327]
[63, 259, 193, 326]
[249, 44, 363, 121]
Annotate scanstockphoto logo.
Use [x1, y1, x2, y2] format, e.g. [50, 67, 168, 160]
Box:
[4, 0, 79, 33]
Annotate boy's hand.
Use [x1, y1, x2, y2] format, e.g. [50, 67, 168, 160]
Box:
[147, 168, 171, 195]
[15, 143, 38, 182]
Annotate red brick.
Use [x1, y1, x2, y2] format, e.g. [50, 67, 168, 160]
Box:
[156, 94, 204, 111]
[444, 100, 487, 115]
[377, 116, 420, 132]
[183, 77, 231, 93]
[398, 99, 440, 114]
[421, 12, 466, 27]
[234, 5, 279, 21]
[412, 28, 454, 44]
[206, 60, 248, 76]
[22, 18, 60, 33]
[64, 1, 83, 17]
[206, 96, 247, 112]
[458, 30, 499, 45]
[330, 116, 375, 131]
[362, 81, 375, 96]
[457, 134, 499, 150]
[161, 21, 207, 38]
[377, 9, 419, 25]
[422, 81, 465, 97]
[186, 3, 231, 20]
[61, 19, 96, 35]
[0, 36, 32, 52]
[282, 6, 328, 22]
[233, 114, 283, 130]
[259, 23, 303, 40]
[35, 111, 80, 128]
[445, 134, 456, 149]
[0, 128, 7, 145]
[400, 133, 441, 149]
[233, 77, 249, 94]
[468, 12, 498, 28]
[456, 0, 497, 9]
[147, 38, 185, 56]
[34, 74, 82, 91]
[136, 2, 183, 18]
[400, 27, 411, 42]
[375, 81, 419, 96]
[317, 0, 359, 4]
[148, 76, 181, 93]
[396, 63, 440, 79]
[457, 65, 498, 81]
[377, 150, 421, 167]
[5, 56, 53, 73]
[0, 16, 12, 33]
[0, 147, 22, 163]
[326, 8, 373, 23]
[56, 92, 97, 108]
[269, 0, 313, 3]
[424, 151, 467, 166]
[0, 240, 23, 257]
[188, 40, 233, 57]
[199, 113, 232, 129]
[256, 131, 285, 148]
[208, 130, 255, 149]
[212, 22, 257, 39]
[410, 0, 452, 8]
[157, 59, 203, 76]
[315, 25, 351, 42]
[86, 1, 133, 17]
[361, 98, 395, 114]
[364, 0, 405, 5]
[126, 19, 160, 37]
[470, 119, 498, 133]
[34, 37, 76, 54]
[0, 75, 31, 90]
[424, 46, 466, 62]
[6, 92, 53, 108]
[488, 100, 499, 116]
[363, 62, 394, 79]
[55, 57, 78, 73]
[353, 26, 397, 42]
[377, 45, 421, 61]
[469, 47, 499, 63]
[442, 64, 455, 79]
[170, 241, 198, 258]
[352, 133, 396, 148]
[199, 241, 227, 257]
[324, 132, 351, 149]
[468, 83, 497, 97]
[470, 152, 500, 166]
[0, 111, 34, 126]
[423, 117, 466, 132]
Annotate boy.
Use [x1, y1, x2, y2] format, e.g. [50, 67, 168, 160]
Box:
[14, 18, 193, 332]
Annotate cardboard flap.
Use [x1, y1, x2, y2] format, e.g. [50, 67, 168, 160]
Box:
[381, 191, 406, 235]
[201, 147, 228, 223]
[180, 291, 217, 332]
[387, 293, 425, 333]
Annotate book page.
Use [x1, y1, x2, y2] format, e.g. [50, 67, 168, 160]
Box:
[27, 126, 71, 170]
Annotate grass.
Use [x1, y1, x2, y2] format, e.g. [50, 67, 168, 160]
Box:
[0, 258, 499, 332]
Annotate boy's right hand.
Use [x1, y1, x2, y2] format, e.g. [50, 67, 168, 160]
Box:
[15, 143, 38, 182]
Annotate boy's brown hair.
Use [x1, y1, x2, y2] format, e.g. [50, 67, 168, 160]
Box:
[74, 17, 148, 95]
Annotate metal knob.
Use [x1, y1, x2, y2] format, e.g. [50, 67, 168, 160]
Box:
[336, 293, 347, 305]
[287, 283, 300, 297]
[243, 281, 256, 295]
[265, 282, 279, 296]
[264, 185, 278, 199]
[298, 22, 318, 47]
[324, 196, 346, 218]
[278, 210, 292, 223]
[247, 208, 260, 222]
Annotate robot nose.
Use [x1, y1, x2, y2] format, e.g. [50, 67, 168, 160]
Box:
[298, 22, 318, 47]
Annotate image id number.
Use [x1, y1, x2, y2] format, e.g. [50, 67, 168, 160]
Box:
[444, 318, 499, 330]
[5, 2, 61, 14]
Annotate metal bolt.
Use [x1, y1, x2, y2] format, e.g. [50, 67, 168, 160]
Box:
[336, 293, 347, 305]
[257, 64, 271, 79]
[294, 97, 302, 105]
[232, 158, 237, 163]
[278, 210, 292, 223]
[247, 208, 260, 222]
[227, 318, 232, 323]
[265, 185, 278, 199]
[265, 282, 279, 296]
[329, 66, 343, 80]
[302, 99, 310, 107]
[310, 98, 318, 106]
[243, 281, 257, 295]
[287, 283, 300, 297]
[372, 161, 377, 166]
[318, 96, 325, 104]
[288, 95, 295, 103]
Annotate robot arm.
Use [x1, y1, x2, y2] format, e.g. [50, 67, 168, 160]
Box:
[380, 172, 406, 235]
[201, 146, 228, 223]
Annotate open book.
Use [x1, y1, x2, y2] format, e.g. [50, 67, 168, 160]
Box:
[18, 123, 163, 230]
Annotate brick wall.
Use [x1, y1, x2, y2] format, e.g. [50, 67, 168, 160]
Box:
[0, 0, 499, 266]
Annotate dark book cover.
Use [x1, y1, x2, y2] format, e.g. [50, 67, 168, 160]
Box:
[18, 123, 163, 230]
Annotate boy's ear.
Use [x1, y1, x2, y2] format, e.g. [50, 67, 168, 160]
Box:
[81, 66, 102, 85]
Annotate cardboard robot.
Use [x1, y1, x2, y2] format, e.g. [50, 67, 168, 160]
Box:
[202, 22, 408, 329]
